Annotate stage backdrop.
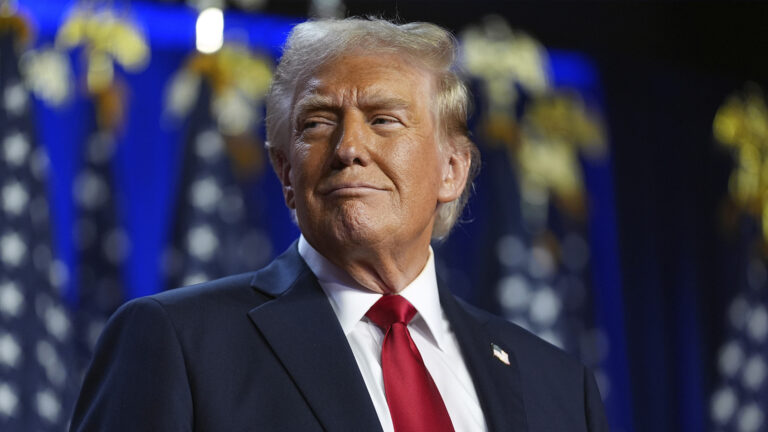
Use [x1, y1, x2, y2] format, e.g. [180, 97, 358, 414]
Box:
[12, 1, 768, 432]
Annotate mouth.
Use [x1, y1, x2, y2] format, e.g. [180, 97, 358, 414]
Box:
[320, 183, 387, 197]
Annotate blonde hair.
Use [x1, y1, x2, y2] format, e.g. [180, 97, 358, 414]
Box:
[265, 17, 479, 238]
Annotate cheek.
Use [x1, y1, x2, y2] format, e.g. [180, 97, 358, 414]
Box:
[408, 139, 443, 181]
[387, 144, 443, 206]
[291, 141, 314, 165]
[290, 145, 322, 187]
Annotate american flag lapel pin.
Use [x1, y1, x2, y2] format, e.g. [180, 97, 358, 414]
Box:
[491, 343, 510, 365]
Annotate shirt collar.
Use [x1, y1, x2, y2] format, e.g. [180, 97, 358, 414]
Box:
[298, 235, 447, 350]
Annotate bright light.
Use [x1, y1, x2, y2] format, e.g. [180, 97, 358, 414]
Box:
[196, 8, 224, 54]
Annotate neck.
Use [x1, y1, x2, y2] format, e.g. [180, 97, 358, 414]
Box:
[306, 235, 432, 295]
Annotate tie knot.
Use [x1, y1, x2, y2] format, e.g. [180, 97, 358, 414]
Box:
[366, 295, 417, 331]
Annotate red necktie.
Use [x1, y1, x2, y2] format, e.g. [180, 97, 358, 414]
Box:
[366, 295, 455, 432]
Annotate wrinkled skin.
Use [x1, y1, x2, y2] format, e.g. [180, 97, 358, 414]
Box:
[272, 53, 471, 293]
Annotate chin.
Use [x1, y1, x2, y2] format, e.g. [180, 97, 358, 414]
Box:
[331, 205, 389, 245]
[300, 201, 394, 250]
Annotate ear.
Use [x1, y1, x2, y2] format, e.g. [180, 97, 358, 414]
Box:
[270, 148, 296, 209]
[437, 143, 471, 204]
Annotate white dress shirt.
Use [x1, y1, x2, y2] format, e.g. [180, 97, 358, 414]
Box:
[298, 236, 487, 432]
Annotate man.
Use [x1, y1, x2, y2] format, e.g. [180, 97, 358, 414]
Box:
[71, 18, 608, 431]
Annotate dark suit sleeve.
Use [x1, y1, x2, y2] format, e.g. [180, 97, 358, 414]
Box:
[70, 297, 194, 431]
[584, 367, 609, 432]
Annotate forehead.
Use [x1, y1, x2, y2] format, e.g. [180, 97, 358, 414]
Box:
[293, 53, 435, 109]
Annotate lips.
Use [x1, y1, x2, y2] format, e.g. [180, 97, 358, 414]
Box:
[318, 182, 387, 196]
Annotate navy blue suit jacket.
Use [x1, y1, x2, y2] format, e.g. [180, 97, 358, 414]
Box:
[71, 242, 608, 431]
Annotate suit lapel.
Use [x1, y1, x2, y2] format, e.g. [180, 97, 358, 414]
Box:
[439, 284, 530, 432]
[247, 244, 383, 432]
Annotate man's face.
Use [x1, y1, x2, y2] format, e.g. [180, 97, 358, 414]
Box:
[274, 53, 468, 255]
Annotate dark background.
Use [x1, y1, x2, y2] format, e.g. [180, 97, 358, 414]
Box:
[258, 1, 768, 79]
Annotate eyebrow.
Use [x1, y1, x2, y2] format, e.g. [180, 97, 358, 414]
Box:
[292, 92, 412, 121]
[293, 94, 336, 118]
[358, 94, 412, 111]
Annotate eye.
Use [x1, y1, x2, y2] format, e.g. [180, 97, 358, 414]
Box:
[301, 117, 333, 131]
[371, 116, 398, 126]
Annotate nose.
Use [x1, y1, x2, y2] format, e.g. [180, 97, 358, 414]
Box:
[331, 112, 370, 169]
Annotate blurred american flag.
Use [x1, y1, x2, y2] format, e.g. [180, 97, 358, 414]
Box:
[164, 78, 273, 290]
[0, 26, 78, 431]
[709, 222, 768, 432]
[70, 125, 126, 383]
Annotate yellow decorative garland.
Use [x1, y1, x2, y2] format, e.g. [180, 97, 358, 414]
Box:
[714, 85, 768, 244]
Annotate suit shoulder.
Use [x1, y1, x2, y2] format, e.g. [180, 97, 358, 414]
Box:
[457, 298, 584, 371]
[101, 272, 271, 360]
[115, 272, 267, 327]
[455, 298, 607, 430]
[150, 272, 262, 306]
